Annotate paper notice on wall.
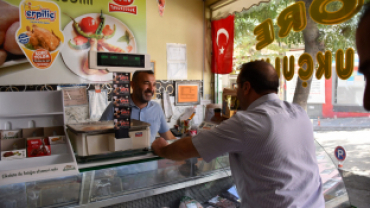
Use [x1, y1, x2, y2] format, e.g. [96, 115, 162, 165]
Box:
[167, 62, 187, 79]
[167, 43, 187, 79]
[63, 88, 88, 106]
[167, 43, 186, 62]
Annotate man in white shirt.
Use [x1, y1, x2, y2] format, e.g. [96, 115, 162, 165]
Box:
[152, 61, 324, 207]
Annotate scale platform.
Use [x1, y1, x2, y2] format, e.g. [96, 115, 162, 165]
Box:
[66, 119, 154, 170]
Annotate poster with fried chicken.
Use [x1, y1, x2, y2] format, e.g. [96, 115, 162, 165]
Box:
[0, 0, 146, 84]
[16, 0, 64, 69]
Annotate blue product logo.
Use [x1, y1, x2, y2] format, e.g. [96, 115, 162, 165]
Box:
[18, 33, 29, 44]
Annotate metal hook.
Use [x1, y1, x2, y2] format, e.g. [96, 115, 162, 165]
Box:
[106, 83, 113, 94]
[6, 86, 19, 92]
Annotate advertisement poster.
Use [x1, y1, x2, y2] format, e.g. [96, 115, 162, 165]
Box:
[0, 0, 146, 84]
[16, 0, 64, 70]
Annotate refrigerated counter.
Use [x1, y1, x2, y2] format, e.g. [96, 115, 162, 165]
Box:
[0, 140, 350, 208]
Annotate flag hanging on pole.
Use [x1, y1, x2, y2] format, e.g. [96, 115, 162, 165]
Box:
[211, 15, 234, 74]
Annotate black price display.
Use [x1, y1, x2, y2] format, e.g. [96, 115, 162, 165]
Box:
[97, 52, 145, 67]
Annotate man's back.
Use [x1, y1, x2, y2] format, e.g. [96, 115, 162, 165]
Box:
[233, 94, 324, 207]
[192, 94, 324, 207]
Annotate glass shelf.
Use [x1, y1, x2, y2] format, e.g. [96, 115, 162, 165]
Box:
[0, 140, 350, 208]
[0, 112, 64, 119]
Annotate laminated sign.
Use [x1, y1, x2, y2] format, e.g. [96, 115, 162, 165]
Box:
[16, 0, 64, 69]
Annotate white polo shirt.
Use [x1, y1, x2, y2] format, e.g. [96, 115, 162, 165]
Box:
[192, 93, 324, 208]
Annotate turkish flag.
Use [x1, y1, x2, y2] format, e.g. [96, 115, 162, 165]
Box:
[211, 15, 234, 74]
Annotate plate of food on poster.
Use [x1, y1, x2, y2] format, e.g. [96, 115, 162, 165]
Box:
[61, 12, 136, 82]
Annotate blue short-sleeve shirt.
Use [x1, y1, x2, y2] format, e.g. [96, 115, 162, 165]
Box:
[100, 95, 169, 143]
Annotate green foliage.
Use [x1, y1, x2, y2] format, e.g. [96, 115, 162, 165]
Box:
[234, 0, 298, 66]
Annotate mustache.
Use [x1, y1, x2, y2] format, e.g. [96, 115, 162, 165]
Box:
[144, 90, 154, 95]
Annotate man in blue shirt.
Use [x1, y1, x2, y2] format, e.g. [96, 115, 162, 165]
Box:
[101, 70, 176, 143]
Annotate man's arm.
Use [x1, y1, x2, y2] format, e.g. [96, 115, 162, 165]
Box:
[151, 137, 200, 161]
[159, 130, 177, 140]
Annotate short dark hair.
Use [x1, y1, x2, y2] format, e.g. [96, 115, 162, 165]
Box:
[239, 61, 279, 94]
[359, 3, 370, 26]
[132, 70, 154, 83]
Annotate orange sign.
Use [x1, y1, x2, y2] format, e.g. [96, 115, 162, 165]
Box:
[178, 85, 198, 103]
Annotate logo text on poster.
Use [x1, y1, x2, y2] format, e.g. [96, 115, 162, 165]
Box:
[25, 9, 56, 21]
[109, 0, 137, 14]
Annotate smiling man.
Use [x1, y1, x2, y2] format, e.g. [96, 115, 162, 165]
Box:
[100, 70, 176, 142]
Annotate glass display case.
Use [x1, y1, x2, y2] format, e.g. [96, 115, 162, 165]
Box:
[0, 140, 350, 208]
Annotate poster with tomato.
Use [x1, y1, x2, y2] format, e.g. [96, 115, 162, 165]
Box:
[61, 12, 136, 81]
[0, 0, 146, 84]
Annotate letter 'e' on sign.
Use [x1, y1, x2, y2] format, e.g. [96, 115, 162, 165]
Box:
[254, 19, 275, 51]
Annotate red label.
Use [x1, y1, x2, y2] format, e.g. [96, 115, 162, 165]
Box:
[28, 140, 41, 146]
[135, 132, 142, 137]
[113, 0, 134, 6]
[32, 49, 52, 68]
[109, 3, 137, 14]
[26, 138, 51, 157]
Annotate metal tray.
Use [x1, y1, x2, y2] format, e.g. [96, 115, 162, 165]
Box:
[67, 119, 150, 134]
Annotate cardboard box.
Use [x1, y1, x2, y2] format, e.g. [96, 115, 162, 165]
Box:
[22, 128, 44, 138]
[1, 138, 27, 160]
[48, 136, 66, 145]
[44, 126, 65, 137]
[0, 130, 21, 139]
[27, 137, 51, 158]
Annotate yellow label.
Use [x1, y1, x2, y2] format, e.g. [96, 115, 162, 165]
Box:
[16, 0, 64, 69]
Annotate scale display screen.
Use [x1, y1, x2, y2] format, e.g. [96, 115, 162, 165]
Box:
[97, 52, 145, 68]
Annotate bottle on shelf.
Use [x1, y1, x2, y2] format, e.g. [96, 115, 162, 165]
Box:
[210, 108, 223, 124]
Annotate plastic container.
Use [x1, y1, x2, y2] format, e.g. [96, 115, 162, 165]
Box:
[189, 125, 198, 136]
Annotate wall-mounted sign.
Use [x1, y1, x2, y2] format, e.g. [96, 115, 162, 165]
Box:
[334, 146, 346, 162]
[16, 0, 64, 69]
[0, 0, 146, 85]
[253, 0, 364, 86]
[174, 81, 201, 106]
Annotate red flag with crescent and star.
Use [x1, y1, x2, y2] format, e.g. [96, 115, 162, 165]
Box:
[211, 15, 234, 74]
